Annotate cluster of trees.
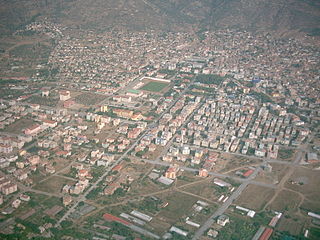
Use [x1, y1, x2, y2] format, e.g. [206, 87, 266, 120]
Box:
[196, 74, 226, 85]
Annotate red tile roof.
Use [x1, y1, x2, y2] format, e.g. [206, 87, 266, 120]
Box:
[103, 213, 131, 226]
[259, 227, 273, 240]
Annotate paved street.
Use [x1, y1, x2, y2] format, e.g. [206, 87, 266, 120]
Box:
[192, 166, 262, 240]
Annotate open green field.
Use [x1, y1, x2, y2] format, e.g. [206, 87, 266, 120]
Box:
[139, 81, 169, 92]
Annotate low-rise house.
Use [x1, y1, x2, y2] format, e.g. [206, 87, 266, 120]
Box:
[43, 119, 58, 128]
[62, 195, 73, 206]
[28, 155, 40, 165]
[59, 90, 71, 101]
[2, 183, 18, 195]
[307, 152, 319, 163]
[198, 169, 209, 177]
[164, 164, 179, 180]
[20, 194, 30, 201]
[217, 215, 229, 226]
[0, 144, 13, 154]
[24, 124, 41, 135]
[12, 199, 21, 208]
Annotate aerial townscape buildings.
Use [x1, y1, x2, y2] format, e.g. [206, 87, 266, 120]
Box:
[0, 17, 319, 240]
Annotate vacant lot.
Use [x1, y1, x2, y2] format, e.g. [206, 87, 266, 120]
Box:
[219, 153, 261, 173]
[34, 176, 76, 194]
[285, 168, 320, 200]
[277, 214, 306, 236]
[255, 163, 289, 184]
[269, 190, 302, 212]
[28, 95, 57, 107]
[179, 179, 216, 201]
[156, 191, 198, 224]
[128, 177, 164, 196]
[74, 93, 106, 106]
[139, 81, 169, 92]
[52, 157, 72, 172]
[235, 185, 275, 211]
[4, 118, 34, 134]
[278, 148, 295, 161]
[285, 167, 320, 213]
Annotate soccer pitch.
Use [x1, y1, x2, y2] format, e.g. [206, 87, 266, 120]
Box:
[139, 81, 169, 92]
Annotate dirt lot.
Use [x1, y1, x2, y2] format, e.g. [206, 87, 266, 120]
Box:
[255, 163, 289, 184]
[269, 189, 302, 212]
[49, 157, 72, 172]
[147, 218, 171, 236]
[219, 153, 262, 173]
[144, 145, 164, 160]
[74, 92, 107, 106]
[178, 178, 217, 201]
[3, 118, 35, 134]
[301, 199, 320, 213]
[284, 167, 320, 213]
[278, 148, 296, 161]
[34, 176, 76, 194]
[285, 168, 320, 200]
[82, 122, 119, 141]
[235, 185, 275, 211]
[277, 214, 307, 236]
[155, 191, 199, 224]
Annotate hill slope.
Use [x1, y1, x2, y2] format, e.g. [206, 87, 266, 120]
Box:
[0, 0, 319, 35]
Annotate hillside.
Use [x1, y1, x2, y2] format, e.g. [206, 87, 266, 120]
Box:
[0, 0, 319, 35]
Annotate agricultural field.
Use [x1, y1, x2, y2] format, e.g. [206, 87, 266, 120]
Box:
[214, 213, 262, 240]
[139, 81, 170, 93]
[12, 192, 63, 225]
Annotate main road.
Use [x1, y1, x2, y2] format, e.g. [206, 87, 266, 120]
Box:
[192, 166, 262, 240]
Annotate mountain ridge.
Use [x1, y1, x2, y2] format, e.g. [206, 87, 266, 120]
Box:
[0, 0, 319, 36]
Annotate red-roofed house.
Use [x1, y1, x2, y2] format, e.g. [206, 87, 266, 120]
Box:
[24, 124, 41, 135]
[43, 119, 57, 128]
[243, 169, 254, 178]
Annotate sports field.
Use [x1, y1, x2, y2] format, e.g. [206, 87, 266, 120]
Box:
[139, 81, 169, 92]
